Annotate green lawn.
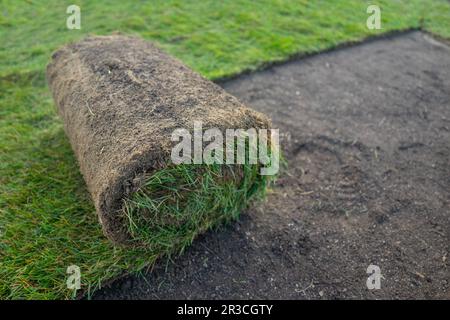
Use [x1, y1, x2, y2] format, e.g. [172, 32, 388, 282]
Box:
[1, 0, 449, 299]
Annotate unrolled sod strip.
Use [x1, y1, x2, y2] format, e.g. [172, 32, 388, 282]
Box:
[47, 35, 272, 246]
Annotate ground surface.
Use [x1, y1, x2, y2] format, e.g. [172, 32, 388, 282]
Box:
[93, 31, 450, 299]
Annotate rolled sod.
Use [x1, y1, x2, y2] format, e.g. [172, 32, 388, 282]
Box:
[46, 35, 272, 247]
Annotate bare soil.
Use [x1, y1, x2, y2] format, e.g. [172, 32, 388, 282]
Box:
[93, 31, 450, 299]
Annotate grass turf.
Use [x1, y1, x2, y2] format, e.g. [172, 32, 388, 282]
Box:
[1, 0, 449, 299]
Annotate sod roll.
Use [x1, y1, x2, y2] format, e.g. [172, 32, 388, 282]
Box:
[46, 35, 271, 246]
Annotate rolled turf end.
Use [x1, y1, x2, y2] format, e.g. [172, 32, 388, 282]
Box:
[46, 35, 274, 246]
[123, 163, 271, 252]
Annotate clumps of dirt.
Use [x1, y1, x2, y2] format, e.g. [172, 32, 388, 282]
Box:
[46, 35, 271, 245]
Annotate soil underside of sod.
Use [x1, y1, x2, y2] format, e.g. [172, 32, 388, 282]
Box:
[94, 31, 450, 299]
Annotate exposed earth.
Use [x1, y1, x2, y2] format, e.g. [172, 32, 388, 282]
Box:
[93, 31, 450, 299]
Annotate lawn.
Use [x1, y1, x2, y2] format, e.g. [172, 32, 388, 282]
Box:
[1, 0, 449, 299]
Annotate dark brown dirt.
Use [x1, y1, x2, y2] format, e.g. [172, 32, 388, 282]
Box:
[46, 35, 270, 244]
[92, 31, 450, 299]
